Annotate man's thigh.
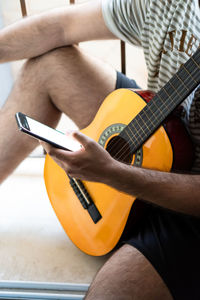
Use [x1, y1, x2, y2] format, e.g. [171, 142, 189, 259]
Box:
[34, 45, 117, 129]
[85, 244, 173, 300]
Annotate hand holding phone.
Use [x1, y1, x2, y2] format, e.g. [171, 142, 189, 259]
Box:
[15, 112, 82, 151]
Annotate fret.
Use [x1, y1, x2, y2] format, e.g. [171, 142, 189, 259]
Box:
[175, 73, 190, 92]
[128, 108, 155, 137]
[163, 87, 179, 101]
[181, 55, 200, 83]
[138, 109, 154, 127]
[142, 106, 157, 127]
[171, 71, 191, 94]
[125, 129, 135, 146]
[182, 64, 198, 84]
[146, 101, 165, 128]
[156, 89, 172, 109]
[190, 55, 200, 69]
[123, 128, 148, 152]
[120, 129, 139, 153]
[122, 116, 147, 149]
[124, 120, 145, 144]
[179, 55, 199, 76]
[177, 65, 200, 95]
[168, 80, 182, 98]
[137, 112, 153, 133]
[127, 125, 135, 138]
[167, 72, 187, 95]
[123, 105, 160, 151]
[170, 67, 192, 92]
[146, 102, 160, 122]
[119, 48, 200, 153]
[126, 124, 142, 148]
[150, 91, 170, 112]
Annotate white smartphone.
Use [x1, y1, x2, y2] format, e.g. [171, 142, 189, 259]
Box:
[15, 112, 82, 151]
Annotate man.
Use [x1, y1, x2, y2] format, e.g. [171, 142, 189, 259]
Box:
[0, 0, 200, 299]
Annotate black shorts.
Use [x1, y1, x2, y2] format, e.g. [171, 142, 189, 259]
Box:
[115, 71, 200, 300]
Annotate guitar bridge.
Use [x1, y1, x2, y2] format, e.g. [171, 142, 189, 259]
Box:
[69, 177, 102, 224]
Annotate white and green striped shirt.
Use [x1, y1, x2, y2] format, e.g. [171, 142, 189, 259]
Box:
[102, 0, 200, 172]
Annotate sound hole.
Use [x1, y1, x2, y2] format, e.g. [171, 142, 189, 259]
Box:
[106, 136, 133, 164]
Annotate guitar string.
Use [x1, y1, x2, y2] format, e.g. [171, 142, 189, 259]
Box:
[115, 70, 200, 162]
[105, 85, 176, 157]
[115, 66, 200, 162]
[106, 52, 200, 157]
[107, 70, 199, 163]
[182, 64, 198, 84]
[105, 59, 200, 160]
[105, 54, 200, 162]
[107, 50, 200, 159]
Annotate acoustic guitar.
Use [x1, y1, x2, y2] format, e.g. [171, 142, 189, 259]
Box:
[44, 48, 200, 256]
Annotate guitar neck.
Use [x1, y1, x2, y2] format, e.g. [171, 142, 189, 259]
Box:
[121, 48, 200, 152]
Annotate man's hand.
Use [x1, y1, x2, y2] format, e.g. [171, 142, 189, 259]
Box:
[41, 131, 200, 216]
[40, 131, 116, 182]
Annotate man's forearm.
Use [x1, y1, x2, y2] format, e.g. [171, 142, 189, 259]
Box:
[0, 9, 66, 63]
[40, 131, 200, 216]
[0, 1, 115, 64]
[105, 161, 200, 216]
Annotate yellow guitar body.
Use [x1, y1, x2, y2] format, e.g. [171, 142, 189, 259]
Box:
[44, 89, 173, 256]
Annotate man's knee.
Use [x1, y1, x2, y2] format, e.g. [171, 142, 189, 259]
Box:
[85, 245, 173, 300]
[20, 45, 79, 85]
[27, 45, 79, 70]
[42, 45, 80, 62]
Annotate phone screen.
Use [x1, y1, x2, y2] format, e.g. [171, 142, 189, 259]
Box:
[17, 113, 82, 151]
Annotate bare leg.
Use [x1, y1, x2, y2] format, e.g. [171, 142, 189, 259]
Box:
[0, 45, 116, 183]
[85, 244, 173, 300]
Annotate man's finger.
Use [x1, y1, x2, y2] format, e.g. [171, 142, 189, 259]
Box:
[39, 140, 73, 161]
[72, 131, 93, 148]
[39, 140, 52, 152]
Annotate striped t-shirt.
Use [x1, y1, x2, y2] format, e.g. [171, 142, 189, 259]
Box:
[102, 0, 200, 172]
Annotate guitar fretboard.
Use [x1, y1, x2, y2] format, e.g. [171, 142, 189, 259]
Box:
[120, 48, 200, 152]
